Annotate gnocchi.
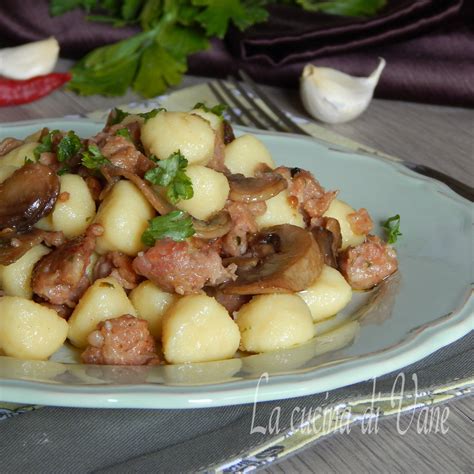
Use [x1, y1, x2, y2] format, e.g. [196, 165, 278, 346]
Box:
[190, 108, 222, 130]
[0, 296, 68, 360]
[236, 294, 315, 353]
[141, 111, 215, 165]
[36, 174, 96, 238]
[0, 244, 50, 299]
[224, 134, 275, 176]
[323, 199, 366, 249]
[176, 165, 229, 220]
[0, 142, 38, 168]
[129, 280, 179, 338]
[0, 106, 398, 367]
[68, 277, 137, 348]
[94, 180, 155, 255]
[255, 189, 305, 229]
[298, 265, 352, 321]
[162, 294, 240, 364]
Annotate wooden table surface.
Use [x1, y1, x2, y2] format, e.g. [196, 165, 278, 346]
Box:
[0, 71, 472, 473]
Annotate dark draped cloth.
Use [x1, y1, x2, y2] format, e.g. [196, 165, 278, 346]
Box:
[0, 0, 472, 107]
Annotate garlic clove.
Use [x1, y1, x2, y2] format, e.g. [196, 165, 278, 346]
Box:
[300, 58, 385, 124]
[0, 37, 60, 80]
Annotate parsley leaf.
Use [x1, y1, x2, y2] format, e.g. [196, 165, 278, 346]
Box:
[33, 129, 60, 160]
[81, 144, 111, 169]
[57, 131, 82, 162]
[382, 214, 402, 244]
[193, 0, 269, 38]
[54, 0, 386, 98]
[296, 0, 386, 17]
[138, 107, 165, 122]
[69, 30, 152, 96]
[193, 102, 227, 117]
[142, 210, 195, 245]
[144, 151, 194, 204]
[108, 107, 132, 126]
[115, 127, 133, 141]
[122, 0, 145, 22]
[107, 107, 164, 126]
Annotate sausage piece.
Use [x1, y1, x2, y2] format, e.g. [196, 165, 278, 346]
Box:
[31, 224, 103, 307]
[133, 238, 237, 295]
[338, 235, 398, 290]
[81, 315, 160, 365]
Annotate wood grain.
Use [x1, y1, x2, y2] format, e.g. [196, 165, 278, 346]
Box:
[0, 67, 472, 473]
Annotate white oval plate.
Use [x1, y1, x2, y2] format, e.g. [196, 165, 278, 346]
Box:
[0, 119, 472, 409]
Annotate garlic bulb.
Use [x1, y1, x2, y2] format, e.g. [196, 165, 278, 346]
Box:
[0, 37, 60, 80]
[300, 58, 385, 124]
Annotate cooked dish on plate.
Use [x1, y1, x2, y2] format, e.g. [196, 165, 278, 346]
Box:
[0, 105, 399, 366]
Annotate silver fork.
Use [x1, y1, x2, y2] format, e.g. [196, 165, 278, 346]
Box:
[208, 70, 473, 202]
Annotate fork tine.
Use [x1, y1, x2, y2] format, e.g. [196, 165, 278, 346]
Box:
[225, 76, 273, 130]
[217, 78, 268, 130]
[228, 76, 287, 133]
[207, 81, 245, 126]
[238, 69, 312, 136]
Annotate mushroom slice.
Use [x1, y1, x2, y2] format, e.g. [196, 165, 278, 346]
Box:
[228, 172, 287, 203]
[310, 216, 342, 268]
[311, 227, 337, 268]
[0, 137, 23, 157]
[0, 228, 46, 265]
[223, 120, 235, 145]
[193, 211, 232, 239]
[0, 228, 64, 266]
[0, 163, 60, 232]
[222, 224, 323, 295]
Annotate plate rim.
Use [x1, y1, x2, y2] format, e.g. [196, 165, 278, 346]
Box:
[0, 118, 472, 409]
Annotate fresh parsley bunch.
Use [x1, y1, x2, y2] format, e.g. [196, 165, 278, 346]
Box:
[49, 0, 386, 98]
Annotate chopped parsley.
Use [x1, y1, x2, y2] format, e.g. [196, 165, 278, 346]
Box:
[81, 144, 111, 169]
[33, 129, 60, 159]
[382, 214, 402, 244]
[108, 107, 131, 126]
[142, 210, 195, 245]
[115, 127, 133, 141]
[57, 131, 82, 162]
[193, 102, 227, 118]
[33, 129, 82, 175]
[138, 108, 165, 122]
[107, 107, 165, 126]
[144, 151, 193, 204]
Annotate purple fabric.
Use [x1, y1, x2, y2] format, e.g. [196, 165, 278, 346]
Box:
[0, 0, 472, 107]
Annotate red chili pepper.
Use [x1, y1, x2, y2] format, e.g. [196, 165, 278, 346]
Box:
[0, 72, 72, 107]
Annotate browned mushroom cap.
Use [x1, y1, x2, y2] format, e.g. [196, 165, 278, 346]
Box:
[228, 172, 287, 203]
[311, 227, 337, 268]
[0, 228, 46, 265]
[223, 120, 235, 145]
[221, 224, 323, 295]
[310, 216, 342, 268]
[0, 137, 23, 157]
[193, 211, 232, 239]
[0, 163, 60, 232]
[0, 229, 65, 266]
[323, 217, 342, 251]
